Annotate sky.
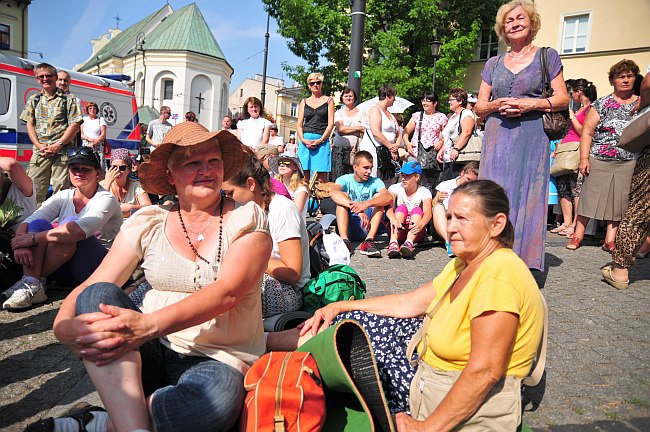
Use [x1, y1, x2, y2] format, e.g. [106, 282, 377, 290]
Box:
[27, 0, 307, 89]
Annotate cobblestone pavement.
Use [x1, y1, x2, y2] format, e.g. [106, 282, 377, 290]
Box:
[1, 234, 648, 431]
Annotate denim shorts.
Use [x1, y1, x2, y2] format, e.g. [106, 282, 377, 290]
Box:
[76, 282, 245, 432]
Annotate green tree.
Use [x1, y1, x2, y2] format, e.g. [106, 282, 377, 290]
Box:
[263, 0, 504, 105]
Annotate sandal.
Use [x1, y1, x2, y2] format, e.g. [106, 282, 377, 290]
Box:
[558, 225, 575, 236]
[566, 237, 581, 250]
[25, 402, 107, 432]
[601, 265, 629, 290]
[387, 241, 401, 258]
[550, 223, 568, 234]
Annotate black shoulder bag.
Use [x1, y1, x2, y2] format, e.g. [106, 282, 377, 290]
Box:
[541, 47, 570, 140]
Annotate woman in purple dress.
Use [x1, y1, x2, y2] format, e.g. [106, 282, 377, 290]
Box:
[474, 0, 568, 270]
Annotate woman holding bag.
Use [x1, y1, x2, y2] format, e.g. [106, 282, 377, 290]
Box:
[474, 0, 568, 270]
[436, 88, 476, 181]
[301, 180, 545, 430]
[403, 91, 448, 193]
[332, 88, 366, 180]
[550, 79, 597, 238]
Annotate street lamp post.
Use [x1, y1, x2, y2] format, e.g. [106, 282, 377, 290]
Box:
[429, 37, 442, 93]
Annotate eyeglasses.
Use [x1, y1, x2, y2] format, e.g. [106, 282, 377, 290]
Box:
[163, 111, 171, 115]
[37, 74, 54, 80]
[309, 81, 322, 86]
[278, 160, 292, 167]
[112, 165, 129, 172]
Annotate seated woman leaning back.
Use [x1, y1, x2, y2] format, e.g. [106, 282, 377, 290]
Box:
[294, 179, 545, 431]
[42, 122, 273, 432]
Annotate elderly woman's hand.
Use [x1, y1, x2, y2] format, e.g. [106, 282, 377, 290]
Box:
[299, 302, 342, 336]
[54, 312, 124, 357]
[395, 413, 426, 432]
[12, 247, 34, 267]
[579, 158, 590, 177]
[76, 304, 157, 366]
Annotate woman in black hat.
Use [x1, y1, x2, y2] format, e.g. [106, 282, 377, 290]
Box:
[5, 148, 123, 310]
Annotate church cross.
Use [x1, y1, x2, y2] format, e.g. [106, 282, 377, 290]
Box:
[195, 93, 205, 114]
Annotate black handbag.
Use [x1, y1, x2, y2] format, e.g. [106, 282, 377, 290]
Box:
[365, 130, 395, 180]
[541, 47, 570, 141]
[414, 112, 440, 170]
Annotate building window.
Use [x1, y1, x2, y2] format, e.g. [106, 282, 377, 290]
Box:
[476, 29, 499, 61]
[163, 79, 173, 100]
[0, 77, 10, 115]
[0, 24, 9, 50]
[239, 88, 244, 98]
[291, 102, 298, 117]
[562, 14, 590, 54]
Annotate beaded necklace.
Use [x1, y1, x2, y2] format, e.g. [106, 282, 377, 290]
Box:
[178, 196, 224, 265]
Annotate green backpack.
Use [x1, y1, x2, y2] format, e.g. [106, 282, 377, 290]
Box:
[302, 264, 366, 314]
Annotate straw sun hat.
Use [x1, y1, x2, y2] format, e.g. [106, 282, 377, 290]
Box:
[139, 121, 254, 196]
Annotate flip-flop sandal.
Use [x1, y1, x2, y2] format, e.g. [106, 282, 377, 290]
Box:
[25, 402, 106, 432]
[601, 265, 629, 290]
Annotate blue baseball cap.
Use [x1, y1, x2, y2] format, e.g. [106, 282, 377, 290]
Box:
[401, 161, 422, 175]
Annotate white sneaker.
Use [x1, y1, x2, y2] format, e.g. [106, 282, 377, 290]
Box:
[1, 276, 31, 301]
[2, 278, 47, 310]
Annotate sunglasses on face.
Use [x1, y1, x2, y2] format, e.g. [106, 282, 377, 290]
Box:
[278, 160, 293, 167]
[69, 165, 94, 174]
[37, 74, 54, 80]
[309, 81, 322, 86]
[112, 165, 129, 172]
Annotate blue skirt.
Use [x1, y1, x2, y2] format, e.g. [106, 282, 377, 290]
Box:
[298, 132, 332, 172]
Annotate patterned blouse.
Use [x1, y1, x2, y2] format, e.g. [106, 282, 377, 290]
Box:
[410, 111, 448, 157]
[590, 94, 638, 161]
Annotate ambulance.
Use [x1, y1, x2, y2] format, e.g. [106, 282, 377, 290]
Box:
[0, 53, 140, 165]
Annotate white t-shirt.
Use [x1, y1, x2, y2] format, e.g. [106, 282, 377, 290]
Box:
[267, 194, 311, 288]
[441, 108, 473, 163]
[6, 182, 37, 231]
[82, 116, 107, 146]
[147, 118, 173, 149]
[24, 186, 123, 247]
[269, 136, 284, 149]
[388, 184, 432, 212]
[239, 117, 272, 149]
[288, 184, 309, 220]
[436, 177, 461, 209]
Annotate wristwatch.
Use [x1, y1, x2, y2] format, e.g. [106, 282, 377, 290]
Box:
[31, 233, 37, 247]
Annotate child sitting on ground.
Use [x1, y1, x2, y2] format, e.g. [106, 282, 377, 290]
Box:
[385, 161, 432, 258]
[432, 161, 479, 256]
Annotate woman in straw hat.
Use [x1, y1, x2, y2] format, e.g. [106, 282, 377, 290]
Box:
[42, 122, 272, 432]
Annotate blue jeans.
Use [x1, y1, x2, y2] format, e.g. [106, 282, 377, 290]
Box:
[76, 283, 245, 432]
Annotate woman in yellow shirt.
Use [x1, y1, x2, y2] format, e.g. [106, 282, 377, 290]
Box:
[301, 179, 544, 431]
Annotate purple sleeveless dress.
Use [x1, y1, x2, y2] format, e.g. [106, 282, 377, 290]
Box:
[479, 48, 563, 271]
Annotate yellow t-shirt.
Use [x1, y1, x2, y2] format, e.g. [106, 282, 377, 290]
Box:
[420, 248, 544, 378]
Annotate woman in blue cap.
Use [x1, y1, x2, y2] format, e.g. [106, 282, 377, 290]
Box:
[385, 161, 432, 258]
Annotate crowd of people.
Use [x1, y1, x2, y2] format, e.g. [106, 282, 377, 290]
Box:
[0, 0, 647, 430]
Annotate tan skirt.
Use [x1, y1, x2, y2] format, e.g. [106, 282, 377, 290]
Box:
[577, 157, 636, 221]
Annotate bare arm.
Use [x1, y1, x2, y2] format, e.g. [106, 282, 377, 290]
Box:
[293, 189, 308, 213]
[0, 157, 33, 196]
[578, 108, 600, 176]
[261, 125, 270, 146]
[403, 117, 416, 154]
[453, 115, 475, 151]
[267, 237, 303, 285]
[329, 183, 352, 209]
[301, 279, 438, 335]
[296, 99, 307, 143]
[400, 311, 518, 431]
[97, 124, 107, 143]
